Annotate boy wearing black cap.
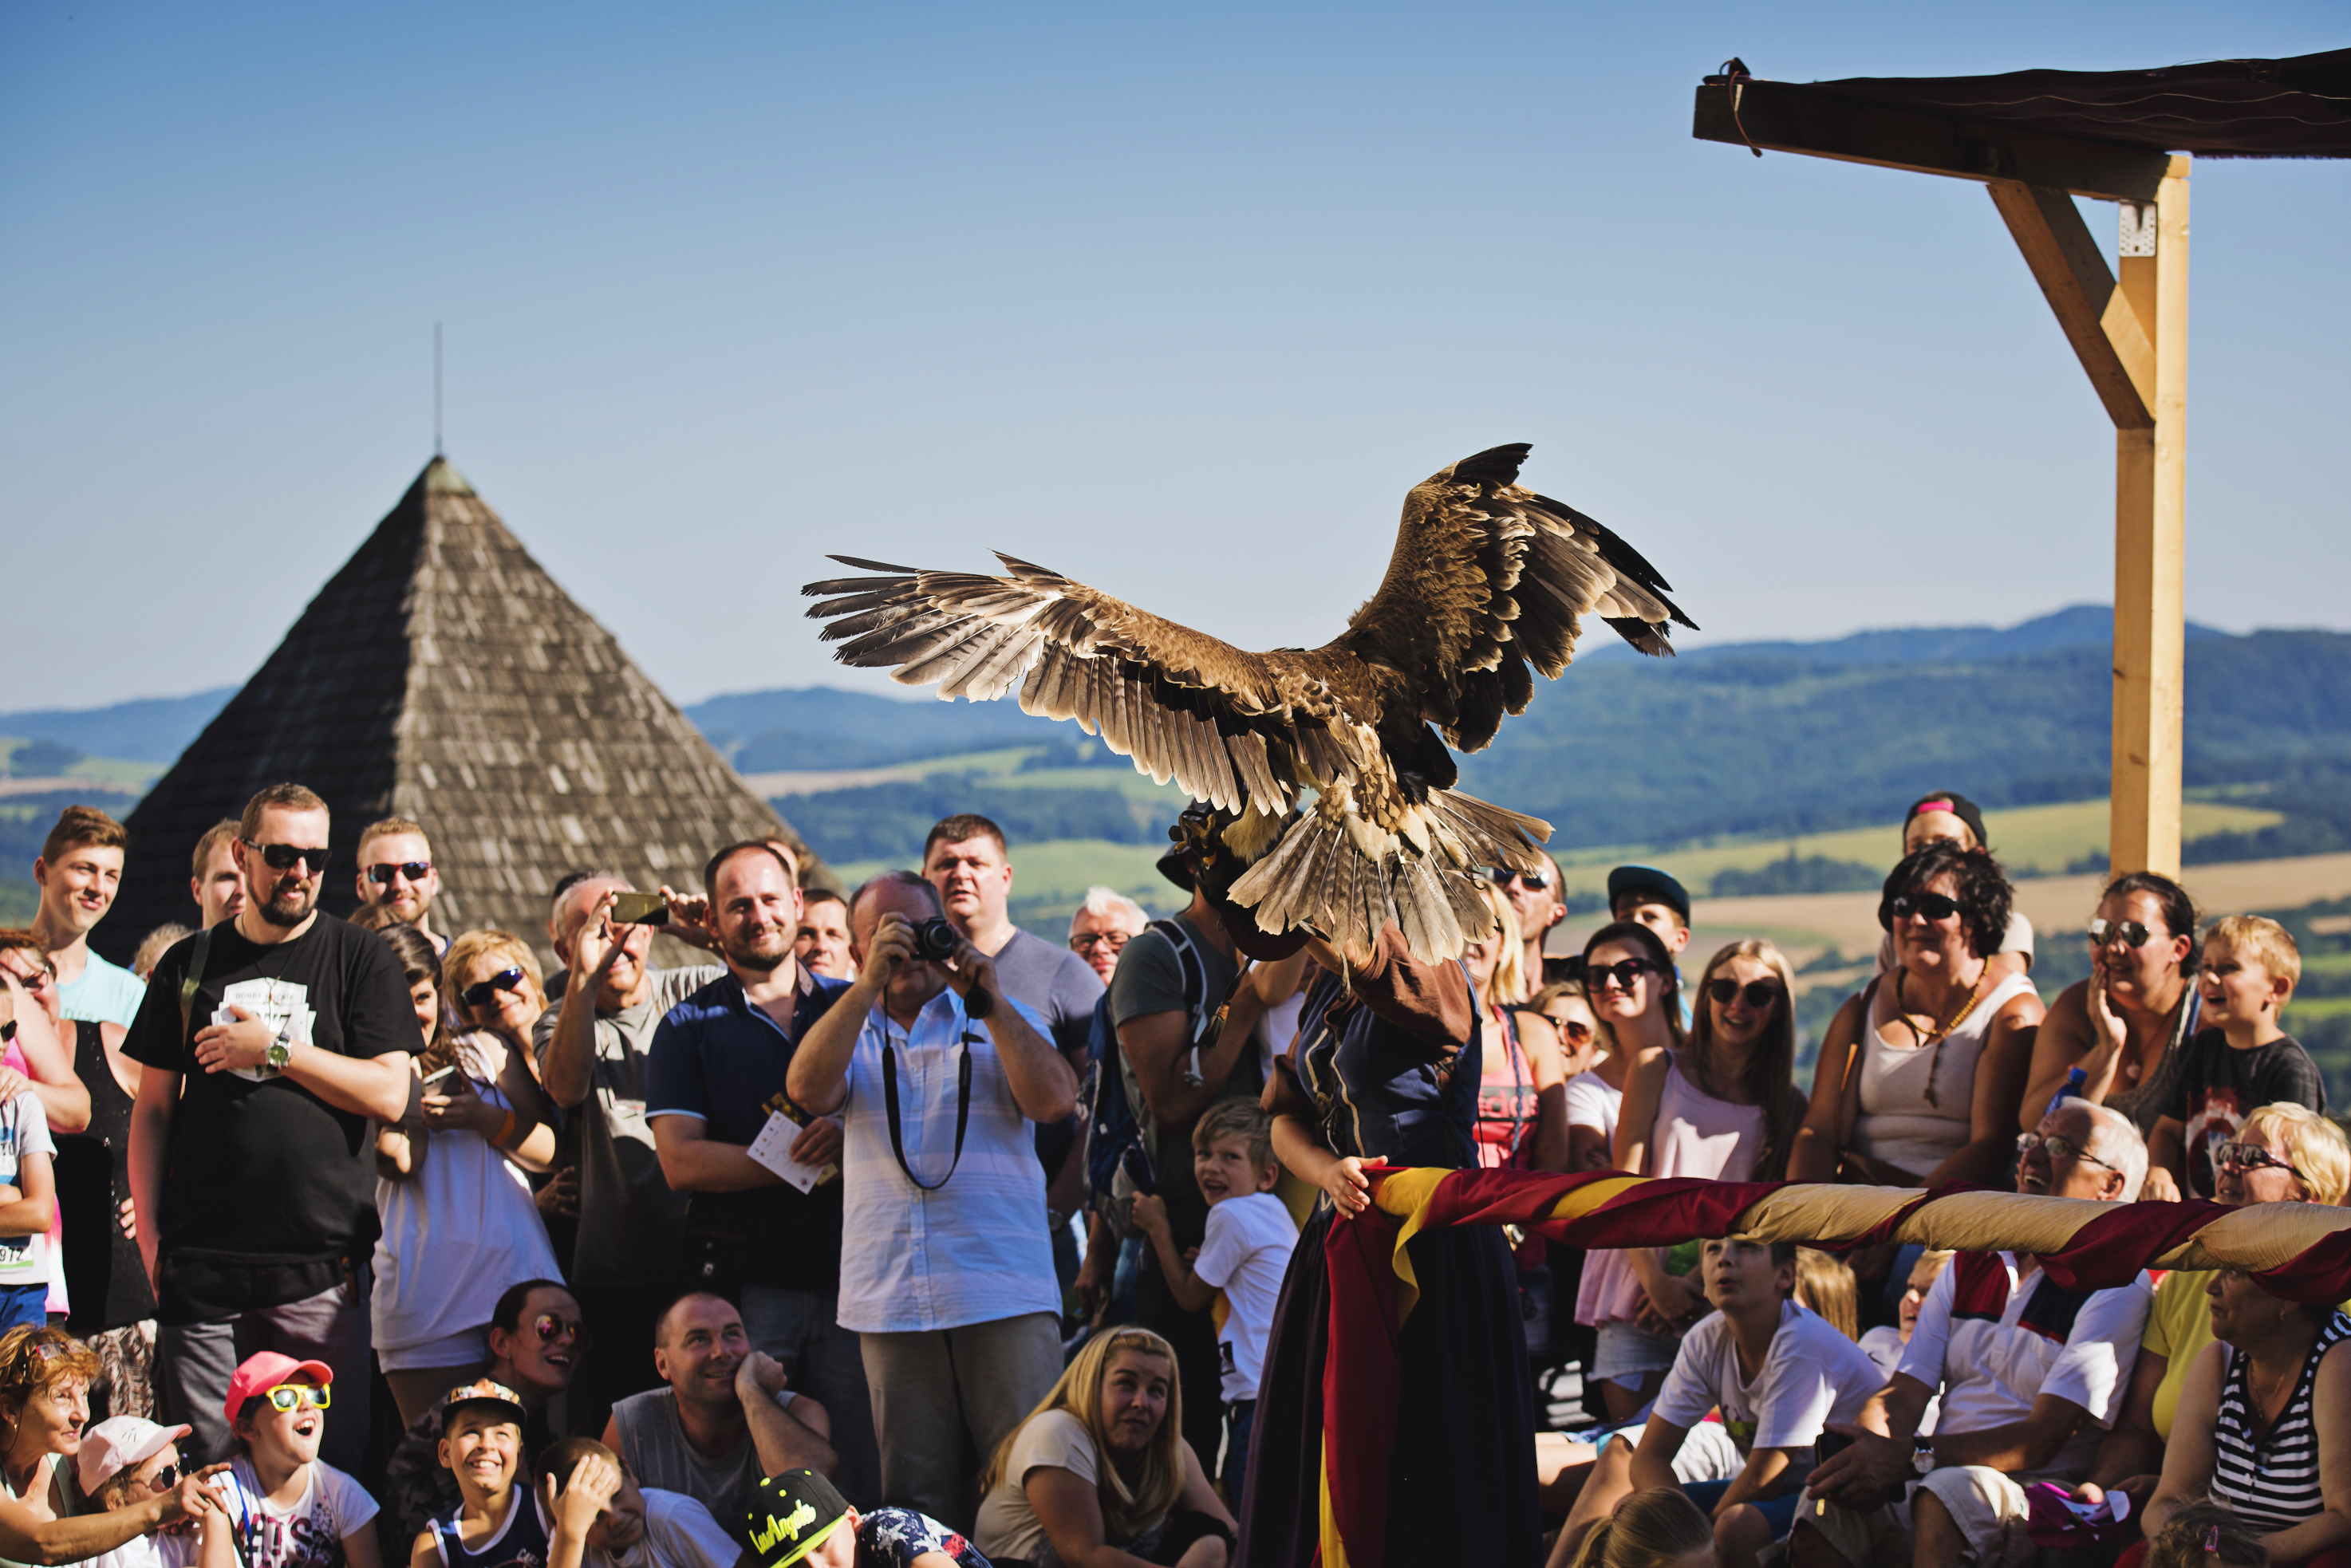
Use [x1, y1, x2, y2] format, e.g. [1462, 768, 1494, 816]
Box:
[741, 1471, 987, 1568]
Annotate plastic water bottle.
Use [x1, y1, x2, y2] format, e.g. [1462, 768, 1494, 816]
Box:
[2045, 1066, 2088, 1118]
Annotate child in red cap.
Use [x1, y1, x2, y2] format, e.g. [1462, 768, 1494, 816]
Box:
[213, 1351, 380, 1568]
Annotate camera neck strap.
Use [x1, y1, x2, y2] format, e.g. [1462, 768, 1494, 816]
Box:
[882, 1027, 978, 1193]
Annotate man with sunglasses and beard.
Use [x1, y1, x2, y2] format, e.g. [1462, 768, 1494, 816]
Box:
[124, 783, 416, 1471]
[354, 817, 447, 956]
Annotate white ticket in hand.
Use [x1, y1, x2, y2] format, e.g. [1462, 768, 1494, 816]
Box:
[747, 1109, 834, 1193]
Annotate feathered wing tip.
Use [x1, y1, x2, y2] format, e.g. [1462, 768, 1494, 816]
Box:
[1227, 786, 1552, 965]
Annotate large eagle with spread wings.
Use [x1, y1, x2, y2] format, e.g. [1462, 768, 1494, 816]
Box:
[803, 443, 1695, 963]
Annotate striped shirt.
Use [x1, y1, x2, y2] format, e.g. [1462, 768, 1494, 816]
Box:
[2211, 1309, 2351, 1530]
[835, 986, 1061, 1334]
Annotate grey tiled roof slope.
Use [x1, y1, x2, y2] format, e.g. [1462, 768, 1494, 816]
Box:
[104, 455, 823, 967]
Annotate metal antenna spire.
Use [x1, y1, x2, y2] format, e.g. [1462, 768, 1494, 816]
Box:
[434, 322, 444, 457]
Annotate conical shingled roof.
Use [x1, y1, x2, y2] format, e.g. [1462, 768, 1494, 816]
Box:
[106, 456, 820, 966]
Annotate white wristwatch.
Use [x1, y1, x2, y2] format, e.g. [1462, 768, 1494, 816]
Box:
[1912, 1437, 1937, 1476]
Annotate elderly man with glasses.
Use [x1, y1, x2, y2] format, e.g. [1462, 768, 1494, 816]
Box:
[122, 782, 415, 1470]
[1797, 1099, 2152, 1568]
[1064, 886, 1146, 986]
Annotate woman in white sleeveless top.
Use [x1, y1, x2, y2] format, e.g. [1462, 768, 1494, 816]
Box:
[1793, 842, 2043, 1193]
[1576, 933, 1806, 1422]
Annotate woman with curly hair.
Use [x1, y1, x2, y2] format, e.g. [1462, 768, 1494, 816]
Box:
[0, 1326, 226, 1566]
[370, 929, 561, 1426]
[974, 1326, 1233, 1567]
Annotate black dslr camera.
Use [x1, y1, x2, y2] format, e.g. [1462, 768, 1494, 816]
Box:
[911, 918, 961, 962]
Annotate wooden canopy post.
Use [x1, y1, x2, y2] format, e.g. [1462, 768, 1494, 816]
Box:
[1694, 81, 2192, 873]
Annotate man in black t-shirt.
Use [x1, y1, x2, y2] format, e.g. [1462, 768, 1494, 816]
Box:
[124, 782, 416, 1469]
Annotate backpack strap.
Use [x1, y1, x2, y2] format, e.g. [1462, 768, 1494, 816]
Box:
[176, 926, 215, 1049]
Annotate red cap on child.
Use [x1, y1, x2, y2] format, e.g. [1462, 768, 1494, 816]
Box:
[223, 1351, 333, 1427]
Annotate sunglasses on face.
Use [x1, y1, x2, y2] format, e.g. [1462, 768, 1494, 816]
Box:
[264, 1384, 329, 1412]
[459, 968, 527, 1009]
[366, 861, 432, 885]
[2217, 1142, 2306, 1183]
[246, 841, 329, 874]
[1487, 868, 1552, 892]
[1540, 1014, 1595, 1044]
[533, 1313, 592, 1348]
[1069, 932, 1130, 952]
[1587, 956, 1659, 992]
[2088, 918, 2156, 949]
[1890, 892, 1961, 923]
[1707, 978, 1783, 1010]
[143, 1462, 180, 1490]
[2016, 1130, 2117, 1172]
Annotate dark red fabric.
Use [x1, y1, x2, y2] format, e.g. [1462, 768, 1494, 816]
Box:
[1322, 1188, 1403, 1568]
[2032, 1200, 2235, 1291]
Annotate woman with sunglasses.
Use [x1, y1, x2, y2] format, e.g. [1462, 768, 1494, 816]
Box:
[373, 930, 561, 1427]
[1465, 888, 1570, 1177]
[2022, 872, 2202, 1146]
[0, 1326, 229, 1568]
[1577, 936, 1805, 1422]
[2074, 1103, 2351, 1528]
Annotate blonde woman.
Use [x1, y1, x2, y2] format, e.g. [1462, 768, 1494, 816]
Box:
[1557, 1486, 1714, 1568]
[974, 1326, 1234, 1568]
[1466, 888, 1568, 1176]
[1576, 940, 1806, 1421]
[371, 928, 562, 1426]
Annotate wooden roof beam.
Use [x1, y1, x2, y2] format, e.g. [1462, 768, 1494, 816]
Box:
[1986, 179, 2156, 429]
[1693, 80, 2172, 203]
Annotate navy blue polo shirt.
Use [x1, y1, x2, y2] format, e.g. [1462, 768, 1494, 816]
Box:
[646, 967, 851, 1292]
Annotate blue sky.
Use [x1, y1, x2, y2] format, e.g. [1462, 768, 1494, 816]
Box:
[5, 2, 2345, 709]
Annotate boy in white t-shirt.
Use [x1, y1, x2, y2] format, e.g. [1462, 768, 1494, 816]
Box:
[1559, 1237, 1884, 1568]
[0, 1081, 57, 1330]
[1130, 1099, 1296, 1495]
[537, 1437, 741, 1568]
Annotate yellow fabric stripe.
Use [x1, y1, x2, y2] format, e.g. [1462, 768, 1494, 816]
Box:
[1319, 1432, 1349, 1568]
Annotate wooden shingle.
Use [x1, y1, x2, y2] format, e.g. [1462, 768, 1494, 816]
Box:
[106, 457, 822, 968]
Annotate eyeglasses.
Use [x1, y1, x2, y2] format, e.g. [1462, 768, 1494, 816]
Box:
[1587, 956, 1661, 993]
[2016, 1130, 2117, 1172]
[2088, 918, 2156, 949]
[1069, 932, 1130, 953]
[2216, 1142, 2307, 1184]
[1487, 868, 1552, 892]
[245, 841, 329, 874]
[366, 861, 433, 885]
[532, 1312, 592, 1348]
[1706, 978, 1783, 1010]
[459, 968, 527, 1009]
[264, 1384, 330, 1412]
[1890, 892, 1961, 923]
[1540, 1014, 1595, 1045]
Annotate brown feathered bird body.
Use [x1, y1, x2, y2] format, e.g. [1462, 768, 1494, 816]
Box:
[803, 443, 1694, 964]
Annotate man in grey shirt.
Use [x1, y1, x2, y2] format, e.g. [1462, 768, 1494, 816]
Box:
[536, 871, 721, 1436]
[922, 814, 1103, 1277]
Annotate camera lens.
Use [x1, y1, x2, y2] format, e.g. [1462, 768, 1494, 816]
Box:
[913, 918, 961, 962]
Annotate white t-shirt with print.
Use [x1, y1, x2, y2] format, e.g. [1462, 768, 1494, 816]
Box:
[0, 1091, 56, 1285]
[588, 1490, 739, 1568]
[164, 1456, 379, 1568]
[1651, 1301, 1885, 1455]
[1896, 1252, 2151, 1478]
[1190, 1192, 1298, 1403]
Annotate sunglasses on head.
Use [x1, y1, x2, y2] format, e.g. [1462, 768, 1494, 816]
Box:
[1706, 977, 1783, 1010]
[246, 841, 329, 874]
[459, 968, 527, 1009]
[532, 1312, 591, 1348]
[1587, 955, 1660, 992]
[1487, 868, 1552, 892]
[264, 1384, 329, 1412]
[366, 861, 432, 885]
[2088, 917, 2156, 949]
[1890, 892, 1960, 923]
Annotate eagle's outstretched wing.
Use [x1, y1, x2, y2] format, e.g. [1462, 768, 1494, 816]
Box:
[1334, 442, 1698, 752]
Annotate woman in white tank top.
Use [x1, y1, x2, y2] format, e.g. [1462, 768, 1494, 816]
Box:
[1793, 844, 2045, 1191]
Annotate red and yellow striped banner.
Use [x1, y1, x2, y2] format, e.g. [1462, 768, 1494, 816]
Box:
[1309, 1166, 2351, 1568]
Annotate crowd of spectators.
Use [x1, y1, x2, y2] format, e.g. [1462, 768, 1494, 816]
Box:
[0, 779, 2342, 1568]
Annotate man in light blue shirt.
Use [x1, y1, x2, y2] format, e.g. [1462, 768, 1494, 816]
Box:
[34, 805, 147, 1026]
[787, 871, 1078, 1523]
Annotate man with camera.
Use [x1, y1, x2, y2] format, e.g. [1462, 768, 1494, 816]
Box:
[786, 870, 1077, 1523]
[644, 841, 877, 1503]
